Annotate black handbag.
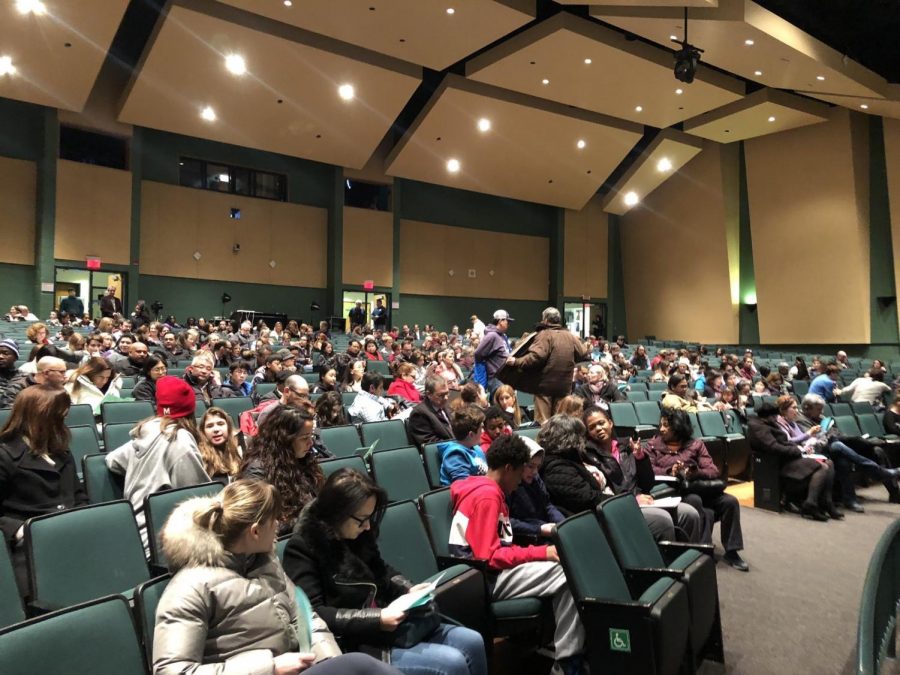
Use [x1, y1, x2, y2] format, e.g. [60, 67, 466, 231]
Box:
[391, 602, 441, 648]
[678, 477, 727, 500]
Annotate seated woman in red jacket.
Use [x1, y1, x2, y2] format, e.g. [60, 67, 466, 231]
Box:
[386, 362, 421, 404]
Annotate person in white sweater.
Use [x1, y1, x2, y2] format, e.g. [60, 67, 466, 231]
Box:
[840, 370, 891, 410]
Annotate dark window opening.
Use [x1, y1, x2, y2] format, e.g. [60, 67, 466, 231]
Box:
[178, 157, 287, 201]
[344, 179, 392, 211]
[59, 126, 129, 170]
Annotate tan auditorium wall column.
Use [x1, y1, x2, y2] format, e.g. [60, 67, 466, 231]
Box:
[744, 108, 870, 344]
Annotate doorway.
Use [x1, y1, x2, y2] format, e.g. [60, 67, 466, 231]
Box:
[54, 267, 126, 319]
[564, 301, 606, 339]
[342, 290, 390, 332]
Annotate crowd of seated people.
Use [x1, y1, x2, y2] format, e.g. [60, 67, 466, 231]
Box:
[2, 305, 900, 672]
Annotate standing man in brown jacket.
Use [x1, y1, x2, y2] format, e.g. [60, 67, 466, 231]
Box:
[503, 307, 590, 424]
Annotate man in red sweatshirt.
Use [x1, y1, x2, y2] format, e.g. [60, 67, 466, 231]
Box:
[449, 434, 586, 675]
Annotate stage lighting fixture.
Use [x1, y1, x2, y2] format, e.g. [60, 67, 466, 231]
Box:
[670, 8, 704, 85]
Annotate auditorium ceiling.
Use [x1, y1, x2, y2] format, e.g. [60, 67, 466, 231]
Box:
[0, 0, 898, 209]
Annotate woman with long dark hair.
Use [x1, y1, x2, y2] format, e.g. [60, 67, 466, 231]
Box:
[0, 386, 86, 595]
[198, 407, 243, 484]
[284, 468, 487, 675]
[132, 354, 167, 406]
[240, 406, 323, 535]
[64, 356, 122, 414]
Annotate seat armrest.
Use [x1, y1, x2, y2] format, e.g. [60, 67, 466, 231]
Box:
[436, 555, 488, 574]
[658, 541, 715, 561]
[623, 568, 677, 596]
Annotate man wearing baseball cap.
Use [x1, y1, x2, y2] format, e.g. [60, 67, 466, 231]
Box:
[473, 310, 513, 396]
[106, 375, 210, 555]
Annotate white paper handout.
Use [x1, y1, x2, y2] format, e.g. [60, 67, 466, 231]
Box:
[385, 571, 448, 613]
[639, 496, 682, 509]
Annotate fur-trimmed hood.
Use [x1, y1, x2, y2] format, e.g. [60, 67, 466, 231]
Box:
[160, 495, 232, 571]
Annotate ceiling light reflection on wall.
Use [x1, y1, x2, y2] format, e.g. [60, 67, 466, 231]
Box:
[200, 106, 216, 121]
[584, 58, 592, 65]
[283, 0, 292, 6]
[635, 105, 643, 112]
[576, 139, 586, 149]
[816, 75, 825, 81]
[338, 83, 355, 100]
[675, 88, 683, 95]
[860, 104, 869, 110]
[744, 39, 754, 46]
[656, 157, 673, 172]
[224, 54, 246, 75]
[767, 115, 775, 122]
[446, 7, 455, 14]
[754, 70, 763, 76]
[15, 0, 46, 15]
[477, 118, 491, 132]
[541, 78, 550, 85]
[0, 56, 16, 76]
[446, 158, 460, 173]
[624, 191, 639, 207]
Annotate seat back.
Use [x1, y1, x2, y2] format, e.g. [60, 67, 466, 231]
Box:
[64, 404, 95, 429]
[320, 455, 368, 480]
[856, 414, 887, 439]
[341, 392, 358, 407]
[792, 380, 809, 397]
[360, 419, 410, 451]
[634, 400, 662, 427]
[134, 574, 171, 665]
[26, 500, 149, 610]
[0, 595, 146, 675]
[210, 397, 254, 426]
[724, 409, 743, 435]
[626, 390, 649, 402]
[275, 535, 290, 562]
[596, 494, 665, 569]
[145, 483, 224, 567]
[0, 408, 11, 428]
[850, 401, 875, 416]
[649, 382, 668, 392]
[101, 400, 155, 426]
[378, 501, 439, 583]
[103, 422, 134, 452]
[366, 360, 391, 376]
[609, 402, 640, 428]
[370, 447, 430, 503]
[319, 424, 363, 458]
[193, 399, 208, 419]
[418, 488, 453, 557]
[82, 453, 125, 504]
[553, 512, 631, 604]
[253, 382, 277, 399]
[834, 415, 863, 438]
[517, 427, 539, 441]
[0, 541, 24, 629]
[423, 443, 442, 488]
[831, 402, 852, 418]
[697, 411, 729, 437]
[67, 425, 101, 478]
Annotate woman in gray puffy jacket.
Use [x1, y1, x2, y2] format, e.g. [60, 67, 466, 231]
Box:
[152, 478, 402, 675]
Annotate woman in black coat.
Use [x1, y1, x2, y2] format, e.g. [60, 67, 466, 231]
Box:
[747, 403, 840, 521]
[0, 386, 87, 596]
[131, 354, 167, 406]
[538, 414, 608, 516]
[282, 468, 486, 675]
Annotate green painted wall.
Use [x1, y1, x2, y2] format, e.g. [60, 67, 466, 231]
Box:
[606, 215, 627, 340]
[139, 128, 335, 208]
[139, 274, 326, 324]
[738, 142, 760, 344]
[0, 97, 44, 161]
[394, 294, 547, 333]
[0, 263, 36, 315]
[867, 116, 899, 343]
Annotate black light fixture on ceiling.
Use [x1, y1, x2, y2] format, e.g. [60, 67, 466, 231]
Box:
[672, 7, 704, 84]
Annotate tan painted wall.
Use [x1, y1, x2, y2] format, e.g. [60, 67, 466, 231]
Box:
[343, 207, 393, 287]
[564, 195, 608, 299]
[0, 156, 36, 265]
[884, 118, 900, 338]
[140, 180, 327, 287]
[620, 144, 738, 343]
[745, 109, 870, 343]
[55, 160, 132, 264]
[399, 220, 548, 300]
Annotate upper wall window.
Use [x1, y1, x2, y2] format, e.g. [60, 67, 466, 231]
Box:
[178, 157, 287, 201]
[59, 126, 129, 170]
[344, 179, 391, 211]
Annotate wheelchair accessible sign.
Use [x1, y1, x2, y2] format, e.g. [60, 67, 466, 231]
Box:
[609, 628, 631, 653]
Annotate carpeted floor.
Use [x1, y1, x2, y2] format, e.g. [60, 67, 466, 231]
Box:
[494, 484, 899, 675]
[701, 483, 899, 675]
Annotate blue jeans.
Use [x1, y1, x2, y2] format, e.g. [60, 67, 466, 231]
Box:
[390, 623, 487, 675]
[826, 440, 894, 502]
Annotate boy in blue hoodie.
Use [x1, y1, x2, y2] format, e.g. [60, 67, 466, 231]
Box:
[438, 404, 487, 486]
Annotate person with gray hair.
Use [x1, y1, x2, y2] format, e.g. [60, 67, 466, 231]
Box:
[408, 376, 453, 446]
[501, 307, 589, 424]
[795, 393, 899, 511]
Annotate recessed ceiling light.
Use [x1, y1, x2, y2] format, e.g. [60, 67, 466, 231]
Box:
[670, 34, 678, 41]
[15, 0, 46, 15]
[624, 191, 639, 207]
[218, 173, 229, 182]
[477, 118, 491, 132]
[541, 78, 550, 85]
[446, 158, 460, 173]
[446, 7, 455, 14]
[860, 104, 869, 110]
[0, 56, 16, 77]
[675, 88, 683, 95]
[200, 106, 216, 122]
[767, 115, 776, 122]
[224, 54, 246, 76]
[283, 0, 292, 6]
[635, 105, 643, 112]
[576, 139, 586, 149]
[816, 75, 825, 81]
[656, 157, 673, 172]
[338, 83, 355, 101]
[754, 70, 763, 76]
[744, 39, 754, 46]
[584, 58, 592, 65]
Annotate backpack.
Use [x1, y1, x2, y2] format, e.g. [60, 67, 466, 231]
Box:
[239, 399, 280, 437]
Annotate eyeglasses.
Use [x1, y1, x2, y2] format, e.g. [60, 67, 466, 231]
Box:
[294, 433, 315, 441]
[44, 369, 67, 375]
[348, 511, 376, 527]
[290, 389, 310, 398]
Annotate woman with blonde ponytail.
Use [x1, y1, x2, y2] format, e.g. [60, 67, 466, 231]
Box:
[153, 478, 402, 675]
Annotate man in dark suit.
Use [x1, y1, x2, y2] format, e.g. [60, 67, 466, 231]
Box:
[408, 376, 453, 447]
[348, 301, 366, 330]
[58, 289, 84, 319]
[99, 286, 122, 318]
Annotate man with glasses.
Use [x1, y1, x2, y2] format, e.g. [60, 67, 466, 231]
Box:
[113, 341, 150, 376]
[256, 374, 310, 428]
[408, 377, 453, 447]
[184, 354, 233, 404]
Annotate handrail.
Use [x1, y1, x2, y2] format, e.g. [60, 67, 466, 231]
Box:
[857, 519, 900, 674]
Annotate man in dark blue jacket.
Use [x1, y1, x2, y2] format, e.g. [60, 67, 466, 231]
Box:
[507, 437, 565, 538]
[473, 309, 512, 397]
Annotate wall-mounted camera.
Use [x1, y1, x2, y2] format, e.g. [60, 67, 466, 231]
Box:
[232, 243, 241, 254]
